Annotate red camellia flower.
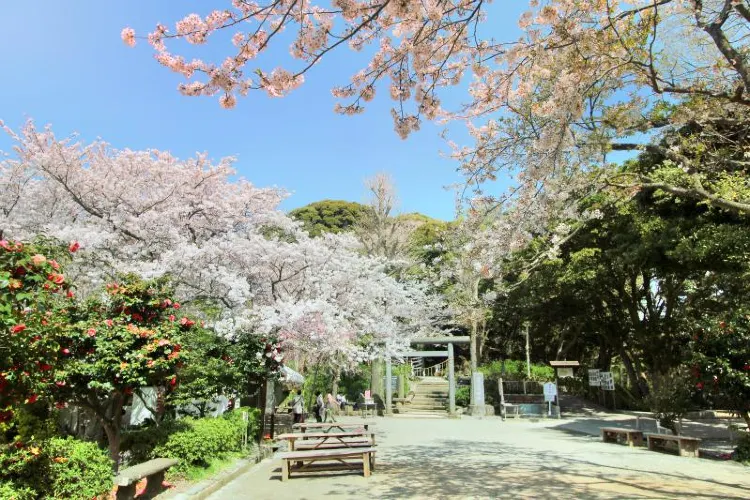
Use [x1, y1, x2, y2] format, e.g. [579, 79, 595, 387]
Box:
[48, 273, 65, 285]
[173, 303, 181, 310]
[696, 382, 704, 390]
[61, 348, 70, 355]
[49, 259, 60, 270]
[27, 394, 38, 404]
[169, 377, 177, 387]
[179, 317, 195, 327]
[10, 324, 26, 334]
[744, 364, 750, 371]
[87, 328, 97, 337]
[131, 313, 143, 322]
[168, 315, 175, 322]
[55, 381, 66, 387]
[66, 290, 75, 299]
[105, 319, 114, 327]
[39, 363, 52, 371]
[69, 241, 80, 253]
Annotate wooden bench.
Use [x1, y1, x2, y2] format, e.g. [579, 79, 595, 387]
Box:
[600, 427, 644, 447]
[645, 433, 701, 457]
[115, 457, 179, 500]
[279, 447, 376, 481]
[294, 438, 372, 451]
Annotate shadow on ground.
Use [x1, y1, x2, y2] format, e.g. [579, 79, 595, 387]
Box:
[310, 438, 749, 500]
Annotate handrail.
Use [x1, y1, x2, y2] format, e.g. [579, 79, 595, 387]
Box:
[412, 359, 449, 378]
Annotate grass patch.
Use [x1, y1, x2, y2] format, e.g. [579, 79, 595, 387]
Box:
[167, 451, 250, 483]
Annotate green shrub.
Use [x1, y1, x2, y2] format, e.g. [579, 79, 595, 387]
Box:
[45, 437, 113, 499]
[455, 386, 470, 407]
[479, 360, 554, 381]
[734, 432, 750, 463]
[0, 438, 112, 500]
[0, 481, 35, 500]
[123, 410, 259, 475]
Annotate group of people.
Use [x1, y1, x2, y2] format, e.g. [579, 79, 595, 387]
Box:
[290, 391, 348, 423]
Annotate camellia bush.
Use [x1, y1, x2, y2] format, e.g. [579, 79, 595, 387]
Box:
[0, 238, 75, 424]
[53, 274, 195, 467]
[691, 312, 750, 428]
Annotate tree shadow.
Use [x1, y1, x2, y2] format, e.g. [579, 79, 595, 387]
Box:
[315, 439, 749, 499]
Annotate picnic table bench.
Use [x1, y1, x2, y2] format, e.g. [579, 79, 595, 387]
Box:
[292, 422, 375, 433]
[645, 433, 701, 457]
[115, 457, 179, 500]
[277, 431, 376, 451]
[279, 447, 376, 481]
[600, 427, 644, 447]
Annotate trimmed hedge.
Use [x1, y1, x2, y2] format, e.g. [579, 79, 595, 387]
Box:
[122, 409, 260, 475]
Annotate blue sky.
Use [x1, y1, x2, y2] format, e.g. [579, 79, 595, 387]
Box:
[0, 2, 526, 221]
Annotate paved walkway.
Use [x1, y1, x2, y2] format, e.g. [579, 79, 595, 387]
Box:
[208, 416, 750, 499]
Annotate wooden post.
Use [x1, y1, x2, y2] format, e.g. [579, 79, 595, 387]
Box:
[448, 343, 456, 415]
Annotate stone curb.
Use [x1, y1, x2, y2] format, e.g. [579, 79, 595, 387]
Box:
[160, 445, 274, 500]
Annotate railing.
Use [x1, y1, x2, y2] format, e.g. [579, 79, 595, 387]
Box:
[412, 359, 449, 378]
[502, 380, 544, 395]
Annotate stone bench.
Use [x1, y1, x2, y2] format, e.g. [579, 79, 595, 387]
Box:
[115, 457, 179, 499]
[279, 447, 376, 481]
[645, 433, 702, 458]
[600, 427, 644, 447]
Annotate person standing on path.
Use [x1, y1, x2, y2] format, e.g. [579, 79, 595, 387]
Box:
[325, 393, 337, 422]
[315, 392, 325, 423]
[292, 390, 305, 424]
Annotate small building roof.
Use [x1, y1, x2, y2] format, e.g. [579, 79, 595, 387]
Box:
[549, 360, 580, 367]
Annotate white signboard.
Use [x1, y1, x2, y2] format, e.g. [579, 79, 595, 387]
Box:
[600, 372, 615, 391]
[588, 369, 601, 387]
[557, 367, 574, 379]
[543, 382, 558, 402]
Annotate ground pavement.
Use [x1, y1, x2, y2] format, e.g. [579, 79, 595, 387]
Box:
[208, 416, 750, 499]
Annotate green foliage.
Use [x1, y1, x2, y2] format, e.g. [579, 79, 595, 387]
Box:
[123, 410, 259, 476]
[289, 200, 371, 237]
[479, 360, 554, 381]
[0, 437, 112, 500]
[645, 369, 694, 434]
[455, 386, 470, 407]
[734, 432, 750, 463]
[691, 311, 750, 424]
[45, 437, 113, 499]
[172, 329, 244, 417]
[0, 481, 35, 500]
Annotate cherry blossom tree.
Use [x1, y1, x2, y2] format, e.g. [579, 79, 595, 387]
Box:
[124, 1, 750, 221]
[0, 122, 445, 366]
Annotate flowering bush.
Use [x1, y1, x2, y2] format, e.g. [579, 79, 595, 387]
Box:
[53, 274, 195, 465]
[691, 312, 750, 428]
[0, 238, 74, 423]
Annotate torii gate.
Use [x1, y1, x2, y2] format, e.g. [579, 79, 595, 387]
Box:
[385, 336, 471, 415]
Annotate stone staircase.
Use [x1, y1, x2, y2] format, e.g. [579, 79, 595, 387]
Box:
[393, 376, 449, 418]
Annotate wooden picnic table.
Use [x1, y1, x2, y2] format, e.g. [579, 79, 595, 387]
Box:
[277, 431, 376, 451]
[292, 422, 375, 433]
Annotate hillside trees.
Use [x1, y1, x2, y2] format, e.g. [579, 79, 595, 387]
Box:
[289, 200, 370, 236]
[488, 185, 750, 398]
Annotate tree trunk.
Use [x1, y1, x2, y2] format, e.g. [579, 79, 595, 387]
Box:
[741, 410, 750, 429]
[331, 366, 341, 397]
[103, 422, 121, 471]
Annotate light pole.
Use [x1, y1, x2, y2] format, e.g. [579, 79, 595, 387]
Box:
[524, 322, 531, 379]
